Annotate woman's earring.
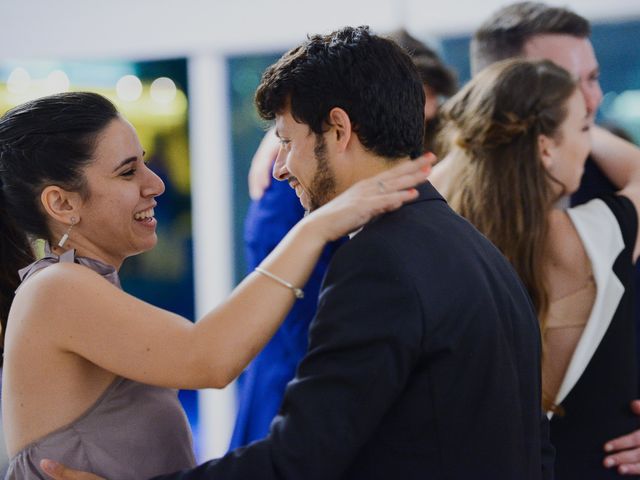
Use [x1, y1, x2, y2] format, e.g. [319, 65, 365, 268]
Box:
[57, 217, 77, 248]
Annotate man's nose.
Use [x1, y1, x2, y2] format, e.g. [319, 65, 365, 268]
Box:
[272, 147, 289, 181]
[581, 82, 603, 118]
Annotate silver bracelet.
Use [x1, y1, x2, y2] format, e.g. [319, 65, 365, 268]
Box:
[255, 267, 305, 299]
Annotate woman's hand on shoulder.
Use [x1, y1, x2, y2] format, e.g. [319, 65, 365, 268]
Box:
[305, 154, 434, 242]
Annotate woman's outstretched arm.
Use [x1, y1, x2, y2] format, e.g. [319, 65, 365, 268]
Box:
[11, 157, 430, 390]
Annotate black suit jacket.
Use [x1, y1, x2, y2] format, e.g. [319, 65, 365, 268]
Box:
[155, 182, 553, 480]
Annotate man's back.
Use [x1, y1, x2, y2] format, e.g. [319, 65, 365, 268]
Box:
[316, 182, 547, 479]
[152, 183, 550, 480]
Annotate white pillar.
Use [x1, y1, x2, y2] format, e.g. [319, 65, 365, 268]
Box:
[188, 53, 237, 461]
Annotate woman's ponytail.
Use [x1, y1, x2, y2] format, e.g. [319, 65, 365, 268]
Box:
[0, 181, 34, 358]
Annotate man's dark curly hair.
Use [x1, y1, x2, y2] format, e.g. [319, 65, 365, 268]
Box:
[255, 26, 426, 160]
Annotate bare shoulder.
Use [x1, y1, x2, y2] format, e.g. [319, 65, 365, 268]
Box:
[15, 261, 115, 301]
[545, 209, 592, 298]
[548, 208, 575, 232]
[547, 209, 585, 260]
[10, 262, 117, 331]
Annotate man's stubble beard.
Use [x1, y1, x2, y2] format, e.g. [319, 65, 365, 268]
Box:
[307, 133, 337, 212]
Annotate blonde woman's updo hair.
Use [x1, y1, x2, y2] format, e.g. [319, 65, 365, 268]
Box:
[438, 58, 577, 333]
[442, 58, 576, 159]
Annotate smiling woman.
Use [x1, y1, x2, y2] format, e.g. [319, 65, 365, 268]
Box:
[60, 117, 166, 269]
[0, 92, 429, 479]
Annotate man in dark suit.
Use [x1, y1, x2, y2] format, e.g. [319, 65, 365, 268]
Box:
[42, 26, 552, 480]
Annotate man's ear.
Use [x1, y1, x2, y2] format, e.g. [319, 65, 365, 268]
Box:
[327, 107, 352, 153]
[538, 133, 556, 170]
[40, 185, 82, 225]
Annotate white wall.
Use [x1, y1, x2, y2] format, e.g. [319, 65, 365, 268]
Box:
[2, 0, 640, 60]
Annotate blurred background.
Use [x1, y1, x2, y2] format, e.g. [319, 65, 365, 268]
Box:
[1, 0, 639, 463]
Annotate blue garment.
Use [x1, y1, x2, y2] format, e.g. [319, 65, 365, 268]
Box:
[229, 178, 342, 449]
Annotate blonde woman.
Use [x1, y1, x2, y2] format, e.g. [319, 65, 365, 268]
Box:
[432, 58, 640, 479]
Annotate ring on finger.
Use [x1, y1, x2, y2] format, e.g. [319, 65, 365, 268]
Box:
[377, 180, 386, 194]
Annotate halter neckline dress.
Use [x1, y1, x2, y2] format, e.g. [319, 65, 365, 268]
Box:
[6, 246, 195, 479]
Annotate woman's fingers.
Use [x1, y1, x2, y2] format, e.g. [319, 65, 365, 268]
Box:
[368, 154, 435, 194]
[376, 155, 432, 181]
[308, 155, 436, 241]
[362, 187, 419, 216]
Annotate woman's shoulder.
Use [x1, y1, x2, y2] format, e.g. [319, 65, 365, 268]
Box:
[547, 209, 589, 270]
[566, 196, 633, 255]
[20, 260, 110, 294]
[11, 262, 115, 328]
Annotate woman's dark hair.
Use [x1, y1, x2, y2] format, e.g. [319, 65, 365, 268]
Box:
[0, 91, 119, 355]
